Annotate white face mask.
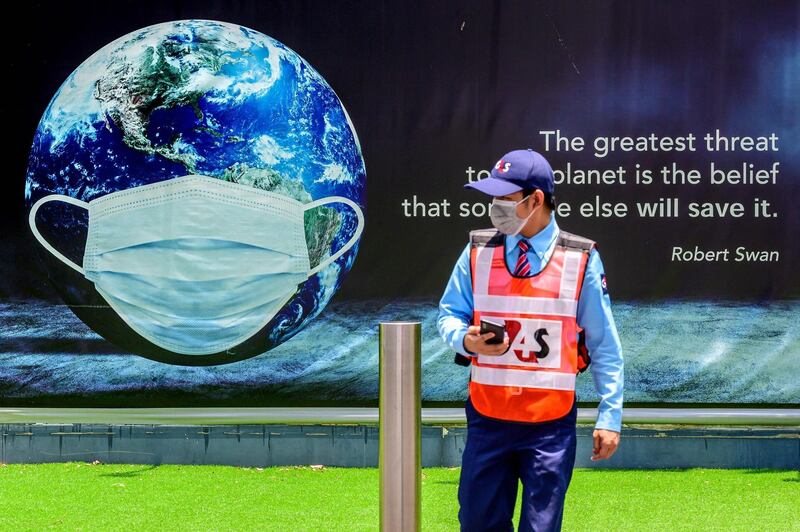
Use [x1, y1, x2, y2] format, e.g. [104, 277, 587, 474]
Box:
[490, 194, 538, 235]
[29, 175, 365, 355]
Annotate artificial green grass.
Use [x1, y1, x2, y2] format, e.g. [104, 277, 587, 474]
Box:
[0, 464, 797, 530]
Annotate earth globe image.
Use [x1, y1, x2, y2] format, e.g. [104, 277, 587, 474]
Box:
[24, 19, 366, 365]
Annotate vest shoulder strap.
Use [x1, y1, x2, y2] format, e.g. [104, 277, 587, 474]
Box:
[556, 230, 596, 252]
[470, 228, 596, 251]
[469, 228, 504, 248]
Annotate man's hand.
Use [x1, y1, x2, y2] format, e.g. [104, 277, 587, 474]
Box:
[591, 429, 620, 461]
[463, 325, 510, 356]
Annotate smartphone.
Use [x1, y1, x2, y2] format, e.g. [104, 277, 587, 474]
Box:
[480, 319, 506, 345]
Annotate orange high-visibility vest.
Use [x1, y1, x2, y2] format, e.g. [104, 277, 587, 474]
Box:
[468, 228, 595, 423]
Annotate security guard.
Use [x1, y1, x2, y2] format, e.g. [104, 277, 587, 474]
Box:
[437, 149, 624, 532]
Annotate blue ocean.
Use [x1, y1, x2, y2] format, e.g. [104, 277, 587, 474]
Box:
[0, 299, 798, 406]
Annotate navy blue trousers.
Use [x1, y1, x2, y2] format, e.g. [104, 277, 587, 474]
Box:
[458, 396, 578, 532]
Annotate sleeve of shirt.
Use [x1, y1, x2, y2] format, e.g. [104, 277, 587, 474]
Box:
[437, 242, 477, 357]
[576, 248, 625, 432]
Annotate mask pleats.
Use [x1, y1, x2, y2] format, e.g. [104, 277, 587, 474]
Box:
[78, 175, 312, 355]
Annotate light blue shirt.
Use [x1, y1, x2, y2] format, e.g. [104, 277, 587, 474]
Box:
[437, 212, 624, 432]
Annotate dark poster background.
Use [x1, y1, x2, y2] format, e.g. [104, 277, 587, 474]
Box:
[1, 0, 798, 407]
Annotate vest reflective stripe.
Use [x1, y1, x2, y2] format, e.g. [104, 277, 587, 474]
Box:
[468, 228, 594, 424]
[474, 294, 578, 317]
[558, 250, 584, 300]
[471, 365, 577, 391]
[473, 243, 494, 294]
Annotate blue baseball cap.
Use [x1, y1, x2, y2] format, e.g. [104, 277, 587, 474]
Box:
[465, 149, 555, 197]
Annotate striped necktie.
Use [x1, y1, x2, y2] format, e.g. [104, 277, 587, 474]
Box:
[514, 239, 531, 276]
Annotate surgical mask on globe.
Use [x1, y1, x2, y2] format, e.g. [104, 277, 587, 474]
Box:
[490, 195, 537, 235]
[28, 175, 365, 356]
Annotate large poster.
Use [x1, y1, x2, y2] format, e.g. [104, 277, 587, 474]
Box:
[2, 1, 797, 407]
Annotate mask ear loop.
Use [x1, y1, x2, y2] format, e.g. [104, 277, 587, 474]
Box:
[28, 195, 89, 275]
[303, 196, 365, 277]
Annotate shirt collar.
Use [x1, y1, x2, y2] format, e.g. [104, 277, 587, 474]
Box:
[505, 211, 559, 259]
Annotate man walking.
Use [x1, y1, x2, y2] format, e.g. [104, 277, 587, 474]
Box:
[437, 149, 624, 531]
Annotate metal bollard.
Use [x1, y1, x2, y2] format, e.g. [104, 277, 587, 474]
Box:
[379, 321, 421, 532]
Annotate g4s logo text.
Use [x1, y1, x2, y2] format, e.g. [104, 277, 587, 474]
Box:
[505, 320, 550, 363]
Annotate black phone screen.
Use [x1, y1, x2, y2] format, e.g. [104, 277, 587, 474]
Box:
[480, 319, 505, 345]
